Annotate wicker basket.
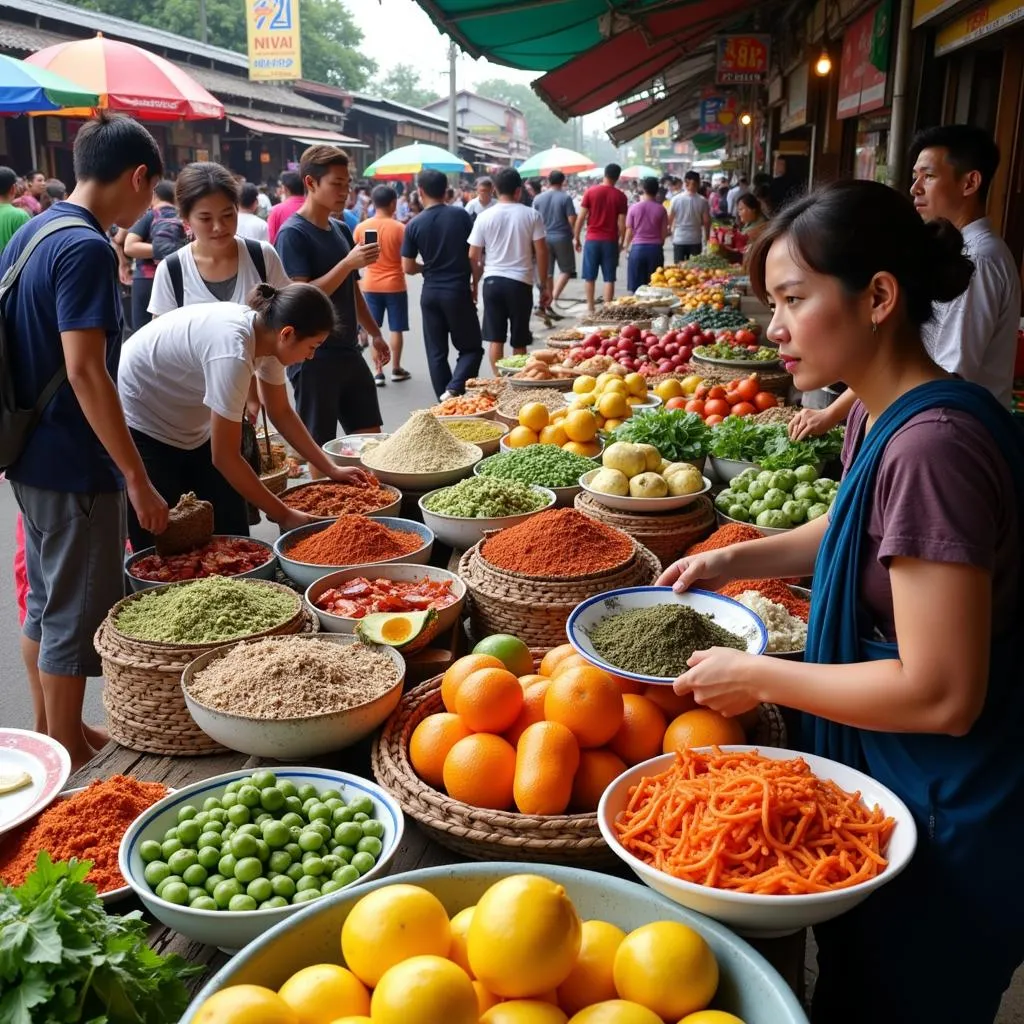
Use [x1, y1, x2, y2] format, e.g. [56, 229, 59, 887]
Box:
[371, 662, 788, 866]
[458, 541, 662, 648]
[574, 493, 716, 567]
[260, 466, 289, 495]
[96, 580, 313, 755]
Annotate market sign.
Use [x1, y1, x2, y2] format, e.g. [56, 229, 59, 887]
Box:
[837, 1, 890, 120]
[246, 0, 302, 82]
[912, 0, 961, 27]
[780, 64, 808, 132]
[700, 94, 737, 133]
[935, 0, 1024, 55]
[715, 35, 771, 85]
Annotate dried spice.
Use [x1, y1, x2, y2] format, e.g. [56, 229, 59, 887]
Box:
[685, 522, 764, 554]
[286, 514, 423, 566]
[362, 410, 479, 473]
[720, 578, 810, 622]
[283, 481, 398, 517]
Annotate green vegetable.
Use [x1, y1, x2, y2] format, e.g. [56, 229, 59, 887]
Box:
[423, 477, 549, 518]
[806, 502, 830, 520]
[694, 343, 779, 362]
[678, 304, 752, 331]
[476, 446, 597, 488]
[756, 509, 790, 529]
[0, 853, 200, 1024]
[708, 418, 845, 470]
[609, 409, 709, 462]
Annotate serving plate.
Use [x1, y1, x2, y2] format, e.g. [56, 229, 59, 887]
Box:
[0, 729, 70, 837]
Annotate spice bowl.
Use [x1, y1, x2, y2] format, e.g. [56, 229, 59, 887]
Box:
[273, 517, 434, 589]
[433, 409, 497, 422]
[716, 509, 792, 538]
[119, 766, 404, 953]
[124, 536, 277, 592]
[303, 564, 466, 636]
[579, 469, 712, 512]
[280, 480, 402, 521]
[358, 452, 483, 492]
[181, 634, 405, 758]
[323, 433, 390, 468]
[417, 485, 556, 549]
[440, 420, 509, 457]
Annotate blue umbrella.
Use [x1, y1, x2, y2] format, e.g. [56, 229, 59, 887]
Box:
[0, 54, 99, 113]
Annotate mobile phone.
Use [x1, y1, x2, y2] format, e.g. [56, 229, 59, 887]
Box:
[364, 229, 378, 245]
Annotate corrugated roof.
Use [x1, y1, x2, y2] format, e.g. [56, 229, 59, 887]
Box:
[223, 104, 350, 135]
[228, 113, 366, 147]
[0, 17, 71, 53]
[347, 102, 447, 134]
[187, 65, 336, 117]
[348, 91, 448, 125]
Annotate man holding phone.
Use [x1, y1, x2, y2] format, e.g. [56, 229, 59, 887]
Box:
[354, 185, 411, 386]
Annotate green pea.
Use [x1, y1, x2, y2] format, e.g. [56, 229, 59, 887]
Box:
[352, 813, 369, 824]
[320, 879, 342, 895]
[278, 780, 297, 799]
[143, 861, 170, 888]
[207, 808, 227, 825]
[348, 795, 374, 817]
[302, 857, 325, 877]
[197, 831, 222, 850]
[333, 864, 359, 886]
[192, 811, 210, 829]
[301, 798, 318, 816]
[308, 821, 333, 843]
[155, 874, 182, 897]
[197, 845, 222, 870]
[230, 833, 259, 859]
[321, 854, 342, 874]
[190, 896, 217, 911]
[297, 784, 318, 802]
[161, 881, 189, 905]
[237, 785, 261, 808]
[268, 850, 292, 874]
[350, 851, 376, 876]
[140, 840, 163, 863]
[307, 802, 332, 823]
[284, 842, 302, 861]
[255, 839, 270, 863]
[163, 826, 179, 842]
[187, 886, 207, 903]
[280, 812, 304, 831]
[292, 889, 320, 904]
[337, 846, 356, 863]
[236, 823, 261, 838]
[284, 796, 304, 815]
[233, 857, 262, 884]
[259, 787, 285, 812]
[332, 805, 355, 824]
[204, 873, 225, 895]
[182, 864, 208, 887]
[176, 805, 198, 823]
[246, 877, 273, 903]
[168, 849, 197, 875]
[251, 769, 277, 790]
[298, 831, 323, 853]
[334, 822, 361, 847]
[228, 893, 258, 912]
[295, 875, 320, 893]
[272, 874, 296, 899]
[202, 796, 222, 812]
[218, 853, 238, 877]
[323, 798, 344, 812]
[286, 862, 305, 882]
[161, 838, 183, 859]
[260, 896, 289, 910]
[213, 878, 243, 908]
[222, 824, 236, 839]
[223, 781, 241, 795]
[174, 820, 201, 848]
[263, 821, 291, 850]
[361, 820, 385, 840]
[356, 836, 382, 858]
[226, 804, 250, 826]
[253, 812, 272, 827]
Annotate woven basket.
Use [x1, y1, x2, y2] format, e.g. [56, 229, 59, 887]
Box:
[458, 541, 662, 648]
[260, 466, 289, 496]
[96, 580, 312, 755]
[574, 493, 716, 567]
[370, 662, 788, 866]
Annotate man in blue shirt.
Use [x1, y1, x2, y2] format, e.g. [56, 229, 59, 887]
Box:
[5, 113, 167, 770]
[401, 169, 483, 399]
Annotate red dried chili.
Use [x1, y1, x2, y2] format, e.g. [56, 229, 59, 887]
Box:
[481, 508, 633, 578]
[287, 514, 422, 566]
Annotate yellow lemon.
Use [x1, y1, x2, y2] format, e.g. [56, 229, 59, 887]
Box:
[539, 424, 569, 447]
[656, 378, 683, 400]
[449, 905, 476, 977]
[557, 920, 626, 1016]
[624, 373, 646, 397]
[603, 418, 624, 431]
[681, 374, 703, 395]
[602, 378, 627, 396]
[572, 391, 598, 408]
[482, 1000, 569, 1023]
[550, 408, 568, 423]
[563, 410, 598, 443]
[474, 980, 502, 1016]
[507, 425, 540, 448]
[595, 373, 616, 390]
[278, 964, 369, 1023]
[370, 955, 477, 1024]
[519, 403, 550, 433]
[567, 1001, 662, 1024]
[328, 1019, 372, 1024]
[340, 884, 451, 987]
[678, 1013, 747, 1024]
[612, 922, 718, 1020]
[193, 986, 298, 1024]
[564, 440, 602, 458]
[467, 874, 582, 998]
[573, 375, 597, 394]
[597, 392, 627, 420]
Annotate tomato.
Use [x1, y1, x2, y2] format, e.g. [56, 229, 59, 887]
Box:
[704, 414, 725, 426]
[704, 398, 730, 418]
[753, 391, 779, 411]
[695, 383, 710, 400]
[735, 376, 759, 401]
[684, 399, 705, 415]
[735, 329, 756, 346]
[665, 396, 689, 410]
[731, 401, 757, 417]
[725, 390, 743, 406]
[707, 385, 727, 400]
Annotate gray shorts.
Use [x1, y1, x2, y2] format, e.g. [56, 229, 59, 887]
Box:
[13, 483, 126, 678]
[548, 237, 576, 276]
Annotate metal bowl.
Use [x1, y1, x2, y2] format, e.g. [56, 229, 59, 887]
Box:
[360, 447, 483, 491]
[124, 536, 276, 592]
[323, 433, 390, 468]
[579, 469, 711, 512]
[418, 485, 556, 549]
[280, 481, 401, 522]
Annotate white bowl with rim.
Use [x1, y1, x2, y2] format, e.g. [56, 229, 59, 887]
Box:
[598, 746, 917, 937]
[440, 419, 508, 457]
[418, 484, 556, 549]
[360, 448, 482, 491]
[473, 456, 586, 509]
[579, 468, 711, 512]
[280, 481, 401, 521]
[323, 433, 390, 468]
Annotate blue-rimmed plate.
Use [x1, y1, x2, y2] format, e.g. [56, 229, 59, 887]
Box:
[566, 586, 768, 685]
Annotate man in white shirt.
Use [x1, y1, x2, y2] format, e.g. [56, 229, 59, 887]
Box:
[465, 176, 495, 221]
[727, 176, 748, 217]
[668, 171, 710, 263]
[468, 167, 549, 372]
[237, 182, 269, 242]
[791, 123, 1022, 440]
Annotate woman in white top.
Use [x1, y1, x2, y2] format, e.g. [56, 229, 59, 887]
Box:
[119, 283, 371, 549]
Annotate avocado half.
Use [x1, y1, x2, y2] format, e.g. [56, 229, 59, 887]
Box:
[355, 608, 440, 652]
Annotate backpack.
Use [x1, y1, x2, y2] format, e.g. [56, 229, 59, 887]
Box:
[0, 216, 93, 471]
[164, 237, 267, 309]
[150, 205, 189, 262]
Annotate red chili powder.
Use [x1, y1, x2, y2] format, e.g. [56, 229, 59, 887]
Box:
[720, 578, 811, 622]
[685, 523, 764, 555]
[287, 514, 423, 565]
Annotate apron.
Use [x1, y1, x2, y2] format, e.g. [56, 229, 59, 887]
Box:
[800, 380, 1024, 1024]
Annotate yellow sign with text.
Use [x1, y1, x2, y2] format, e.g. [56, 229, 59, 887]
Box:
[935, 0, 1024, 54]
[912, 0, 960, 26]
[246, 0, 302, 81]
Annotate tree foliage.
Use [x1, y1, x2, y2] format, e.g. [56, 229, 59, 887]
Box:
[474, 77, 573, 152]
[65, 0, 376, 88]
[378, 63, 441, 107]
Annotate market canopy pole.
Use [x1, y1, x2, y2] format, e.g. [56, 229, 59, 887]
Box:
[447, 40, 458, 165]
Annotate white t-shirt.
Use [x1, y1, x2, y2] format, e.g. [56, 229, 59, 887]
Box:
[670, 192, 710, 245]
[465, 196, 495, 218]
[119, 303, 287, 449]
[236, 212, 269, 242]
[468, 202, 546, 285]
[148, 238, 290, 315]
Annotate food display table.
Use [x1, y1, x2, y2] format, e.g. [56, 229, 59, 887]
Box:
[69, 738, 808, 1001]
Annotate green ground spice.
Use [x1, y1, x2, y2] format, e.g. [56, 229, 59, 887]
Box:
[115, 576, 296, 644]
[477, 445, 597, 488]
[444, 420, 505, 443]
[587, 604, 747, 677]
[423, 477, 549, 518]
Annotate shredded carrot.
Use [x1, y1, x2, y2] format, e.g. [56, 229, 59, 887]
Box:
[613, 747, 895, 895]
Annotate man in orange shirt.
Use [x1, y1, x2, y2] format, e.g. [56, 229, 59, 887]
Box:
[354, 185, 411, 385]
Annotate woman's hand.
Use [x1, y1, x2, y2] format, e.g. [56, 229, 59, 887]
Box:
[674, 648, 761, 717]
[276, 508, 318, 533]
[326, 464, 375, 487]
[656, 549, 736, 593]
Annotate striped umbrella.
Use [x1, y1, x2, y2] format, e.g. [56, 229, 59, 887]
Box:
[517, 146, 596, 176]
[619, 165, 663, 180]
[363, 142, 472, 179]
[0, 54, 98, 113]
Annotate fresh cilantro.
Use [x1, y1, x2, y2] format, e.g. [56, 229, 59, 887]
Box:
[609, 409, 710, 461]
[708, 419, 844, 469]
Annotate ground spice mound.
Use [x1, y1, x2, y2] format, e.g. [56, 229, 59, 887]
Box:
[283, 481, 398, 516]
[287, 514, 423, 566]
[481, 507, 633, 577]
[685, 522, 764, 554]
[362, 410, 479, 473]
[186, 636, 400, 718]
[720, 578, 810, 621]
[0, 776, 167, 892]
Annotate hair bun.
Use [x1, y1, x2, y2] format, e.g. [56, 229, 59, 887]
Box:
[921, 218, 974, 303]
[246, 282, 277, 315]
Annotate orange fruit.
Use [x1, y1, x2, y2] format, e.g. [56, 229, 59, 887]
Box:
[570, 749, 627, 812]
[443, 734, 516, 809]
[549, 653, 592, 679]
[662, 708, 746, 754]
[564, 409, 598, 443]
[539, 424, 569, 447]
[544, 667, 624, 748]
[608, 695, 666, 766]
[455, 667, 524, 733]
[507, 425, 539, 448]
[642, 684, 697, 718]
[540, 644, 581, 677]
[442, 654, 505, 712]
[519, 673, 548, 688]
[608, 673, 644, 696]
[513, 721, 580, 815]
[505, 678, 552, 747]
[473, 634, 534, 676]
[473, 981, 501, 1016]
[519, 402, 550, 433]
[563, 440, 602, 458]
[409, 713, 473, 789]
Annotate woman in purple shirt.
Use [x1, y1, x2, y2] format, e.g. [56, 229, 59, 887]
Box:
[623, 176, 668, 293]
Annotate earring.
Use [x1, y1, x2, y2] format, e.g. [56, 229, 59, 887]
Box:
[871, 320, 878, 334]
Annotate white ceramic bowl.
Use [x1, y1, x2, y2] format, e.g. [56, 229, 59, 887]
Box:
[418, 485, 556, 549]
[124, 536, 276, 592]
[280, 481, 402, 521]
[567, 586, 768, 685]
[710, 457, 827, 485]
[274, 517, 434, 589]
[439, 420, 508, 457]
[505, 376, 573, 389]
[304, 564, 466, 635]
[473, 459, 582, 510]
[119, 767, 404, 952]
[579, 468, 711, 512]
[181, 634, 404, 758]
[499, 435, 606, 457]
[323, 434, 390, 468]
[715, 508, 792, 537]
[598, 747, 917, 937]
[179, 862, 810, 1024]
[360, 448, 482, 491]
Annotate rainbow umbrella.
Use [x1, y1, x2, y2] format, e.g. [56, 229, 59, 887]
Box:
[363, 142, 471, 179]
[517, 146, 596, 176]
[619, 165, 663, 180]
[0, 54, 98, 112]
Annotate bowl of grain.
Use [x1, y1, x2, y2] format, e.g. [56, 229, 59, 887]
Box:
[323, 434, 390, 468]
[441, 418, 509, 457]
[181, 634, 405, 759]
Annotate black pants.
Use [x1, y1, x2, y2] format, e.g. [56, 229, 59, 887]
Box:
[420, 287, 483, 397]
[131, 277, 153, 333]
[673, 243, 702, 262]
[128, 429, 249, 551]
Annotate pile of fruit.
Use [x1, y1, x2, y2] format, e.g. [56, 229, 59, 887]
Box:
[588, 442, 704, 500]
[512, 350, 579, 382]
[193, 873, 748, 1024]
[675, 305, 752, 334]
[408, 634, 747, 815]
[506, 402, 602, 457]
[561, 324, 692, 376]
[566, 373, 651, 430]
[715, 466, 839, 529]
[660, 376, 779, 426]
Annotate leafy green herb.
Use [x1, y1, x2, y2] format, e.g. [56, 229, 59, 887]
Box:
[609, 409, 710, 461]
[708, 419, 844, 469]
[0, 853, 201, 1024]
